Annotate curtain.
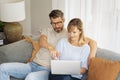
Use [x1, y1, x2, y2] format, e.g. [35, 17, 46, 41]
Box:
[52, 0, 120, 53]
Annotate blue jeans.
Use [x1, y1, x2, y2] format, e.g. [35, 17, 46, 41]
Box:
[0, 62, 50, 80]
[49, 72, 88, 80]
[49, 75, 81, 80]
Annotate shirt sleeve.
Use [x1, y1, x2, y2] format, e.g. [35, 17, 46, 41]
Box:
[41, 27, 48, 36]
[55, 39, 64, 57]
[81, 45, 90, 69]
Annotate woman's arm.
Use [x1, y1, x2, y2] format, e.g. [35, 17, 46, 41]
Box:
[80, 68, 87, 74]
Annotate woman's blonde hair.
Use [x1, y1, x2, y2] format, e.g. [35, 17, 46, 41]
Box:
[67, 18, 86, 46]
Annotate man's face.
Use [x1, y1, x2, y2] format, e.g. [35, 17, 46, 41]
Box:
[50, 17, 64, 33]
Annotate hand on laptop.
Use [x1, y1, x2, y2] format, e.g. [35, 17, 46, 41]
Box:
[50, 49, 60, 60]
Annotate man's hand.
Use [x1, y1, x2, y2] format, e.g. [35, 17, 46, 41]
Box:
[49, 47, 60, 59]
[51, 50, 59, 59]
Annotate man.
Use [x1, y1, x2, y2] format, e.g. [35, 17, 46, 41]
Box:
[0, 9, 97, 80]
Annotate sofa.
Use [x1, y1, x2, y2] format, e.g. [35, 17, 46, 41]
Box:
[0, 39, 120, 80]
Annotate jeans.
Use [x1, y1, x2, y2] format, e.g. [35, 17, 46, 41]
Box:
[0, 62, 50, 80]
[49, 72, 88, 80]
[49, 74, 81, 80]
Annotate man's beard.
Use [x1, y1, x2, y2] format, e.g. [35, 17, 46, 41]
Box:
[54, 27, 63, 33]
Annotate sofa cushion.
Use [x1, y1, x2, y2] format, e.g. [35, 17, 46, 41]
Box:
[87, 57, 120, 80]
[0, 51, 7, 63]
[0, 40, 33, 63]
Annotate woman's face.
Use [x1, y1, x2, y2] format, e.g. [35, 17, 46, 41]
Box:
[68, 26, 81, 42]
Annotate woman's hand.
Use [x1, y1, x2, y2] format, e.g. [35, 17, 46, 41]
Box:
[80, 68, 87, 74]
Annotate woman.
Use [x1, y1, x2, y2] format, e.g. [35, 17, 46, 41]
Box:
[50, 18, 90, 80]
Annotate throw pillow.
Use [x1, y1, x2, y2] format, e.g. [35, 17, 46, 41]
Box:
[87, 57, 120, 80]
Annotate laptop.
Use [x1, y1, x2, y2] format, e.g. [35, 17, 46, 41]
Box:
[51, 60, 81, 75]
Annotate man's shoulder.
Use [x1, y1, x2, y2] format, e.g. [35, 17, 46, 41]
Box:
[41, 26, 52, 31]
[60, 29, 68, 36]
[41, 26, 53, 35]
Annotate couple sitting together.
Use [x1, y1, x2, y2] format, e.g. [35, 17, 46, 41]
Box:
[0, 9, 97, 80]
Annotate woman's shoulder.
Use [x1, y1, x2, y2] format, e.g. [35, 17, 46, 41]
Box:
[56, 38, 68, 47]
[83, 43, 90, 47]
[82, 44, 90, 51]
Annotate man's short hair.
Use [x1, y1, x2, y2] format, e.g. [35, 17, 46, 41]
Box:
[49, 9, 64, 19]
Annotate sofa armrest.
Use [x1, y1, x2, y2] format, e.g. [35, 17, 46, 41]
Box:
[0, 39, 33, 64]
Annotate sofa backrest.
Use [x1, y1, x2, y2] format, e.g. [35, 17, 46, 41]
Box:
[96, 48, 120, 61]
[1, 39, 120, 63]
[0, 39, 33, 64]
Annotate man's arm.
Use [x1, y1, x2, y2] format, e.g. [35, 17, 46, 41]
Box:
[39, 34, 59, 58]
[39, 34, 54, 50]
[86, 37, 97, 58]
[86, 37, 97, 65]
[25, 37, 40, 62]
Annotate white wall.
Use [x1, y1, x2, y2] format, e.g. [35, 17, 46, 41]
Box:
[21, 0, 52, 36]
[31, 0, 52, 35]
[20, 0, 31, 36]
